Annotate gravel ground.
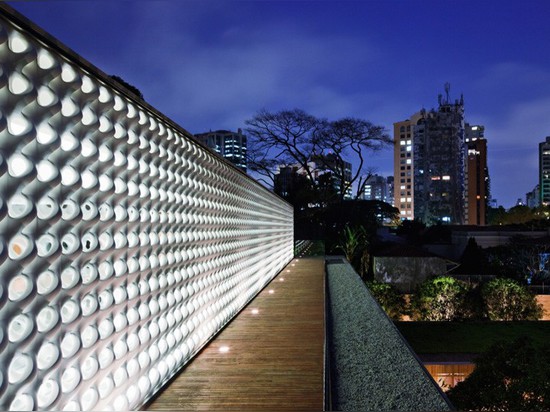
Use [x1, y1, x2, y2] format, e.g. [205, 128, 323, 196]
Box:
[326, 259, 453, 411]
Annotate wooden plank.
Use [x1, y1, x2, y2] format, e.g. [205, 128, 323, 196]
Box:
[145, 257, 325, 411]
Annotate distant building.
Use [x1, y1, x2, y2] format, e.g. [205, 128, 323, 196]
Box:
[195, 129, 247, 173]
[394, 84, 466, 224]
[311, 153, 353, 200]
[539, 136, 550, 205]
[363, 174, 394, 205]
[464, 124, 489, 225]
[527, 185, 540, 208]
[393, 113, 418, 220]
[386, 176, 395, 206]
[274, 155, 353, 201]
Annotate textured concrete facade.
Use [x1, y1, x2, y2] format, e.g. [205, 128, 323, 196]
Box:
[0, 5, 293, 410]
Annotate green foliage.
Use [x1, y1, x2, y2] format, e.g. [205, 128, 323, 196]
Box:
[487, 204, 550, 227]
[448, 337, 550, 411]
[366, 281, 406, 320]
[482, 278, 543, 321]
[409, 276, 471, 321]
[338, 225, 367, 263]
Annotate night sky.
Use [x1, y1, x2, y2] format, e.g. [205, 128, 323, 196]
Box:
[8, 0, 550, 208]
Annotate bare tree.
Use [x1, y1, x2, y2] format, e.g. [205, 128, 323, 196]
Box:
[317, 118, 391, 201]
[245, 109, 391, 203]
[245, 109, 325, 196]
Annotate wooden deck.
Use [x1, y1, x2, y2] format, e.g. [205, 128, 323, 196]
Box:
[145, 257, 326, 411]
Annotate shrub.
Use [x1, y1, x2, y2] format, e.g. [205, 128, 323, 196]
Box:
[366, 281, 406, 320]
[448, 337, 550, 411]
[482, 278, 543, 321]
[410, 276, 470, 321]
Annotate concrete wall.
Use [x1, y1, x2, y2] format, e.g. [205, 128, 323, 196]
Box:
[374, 256, 448, 292]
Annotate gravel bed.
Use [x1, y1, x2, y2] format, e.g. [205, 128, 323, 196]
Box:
[326, 259, 453, 411]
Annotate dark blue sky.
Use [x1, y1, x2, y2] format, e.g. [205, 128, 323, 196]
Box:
[9, 0, 550, 207]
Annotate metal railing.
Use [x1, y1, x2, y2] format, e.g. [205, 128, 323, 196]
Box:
[0, 5, 293, 410]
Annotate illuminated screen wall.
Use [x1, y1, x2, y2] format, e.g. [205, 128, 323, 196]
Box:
[0, 8, 293, 411]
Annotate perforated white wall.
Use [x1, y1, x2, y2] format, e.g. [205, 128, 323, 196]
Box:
[0, 8, 293, 411]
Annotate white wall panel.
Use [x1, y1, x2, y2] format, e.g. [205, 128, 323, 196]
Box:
[0, 9, 293, 410]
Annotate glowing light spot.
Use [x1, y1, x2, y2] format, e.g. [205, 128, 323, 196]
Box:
[279, 278, 285, 282]
[219, 346, 230, 353]
[268, 289, 274, 294]
[251, 309, 259, 315]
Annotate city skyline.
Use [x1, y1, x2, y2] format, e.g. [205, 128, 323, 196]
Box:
[10, 0, 550, 208]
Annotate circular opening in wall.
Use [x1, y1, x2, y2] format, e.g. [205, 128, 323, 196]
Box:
[61, 200, 79, 221]
[8, 274, 32, 302]
[7, 194, 32, 219]
[37, 270, 58, 295]
[81, 170, 97, 190]
[36, 306, 59, 333]
[37, 341, 59, 370]
[8, 234, 33, 260]
[61, 299, 80, 324]
[36, 233, 58, 257]
[37, 379, 59, 408]
[81, 233, 98, 252]
[8, 153, 33, 178]
[8, 353, 33, 384]
[8, 314, 33, 343]
[60, 266, 79, 289]
[60, 165, 79, 186]
[61, 367, 81, 393]
[8, 113, 31, 136]
[98, 204, 113, 221]
[36, 160, 58, 183]
[37, 196, 58, 220]
[81, 200, 98, 221]
[61, 332, 80, 358]
[60, 232, 79, 254]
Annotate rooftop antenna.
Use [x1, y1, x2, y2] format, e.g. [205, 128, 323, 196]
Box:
[444, 82, 450, 104]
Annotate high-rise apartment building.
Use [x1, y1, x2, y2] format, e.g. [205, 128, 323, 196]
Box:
[394, 112, 422, 220]
[394, 85, 468, 225]
[195, 129, 247, 173]
[464, 124, 489, 225]
[540, 137, 550, 205]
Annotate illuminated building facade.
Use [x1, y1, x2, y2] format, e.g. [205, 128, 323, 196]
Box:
[394, 85, 466, 224]
[195, 129, 247, 173]
[540, 137, 550, 205]
[393, 113, 421, 219]
[0, 5, 293, 410]
[363, 174, 393, 204]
